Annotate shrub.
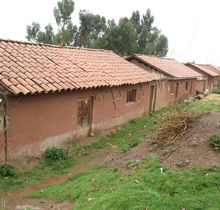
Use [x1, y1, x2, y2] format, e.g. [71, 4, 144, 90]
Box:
[45, 147, 68, 161]
[209, 135, 220, 151]
[0, 164, 18, 177]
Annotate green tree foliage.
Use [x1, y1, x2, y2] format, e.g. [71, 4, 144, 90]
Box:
[26, 23, 54, 44]
[26, 0, 76, 45]
[26, 22, 41, 42]
[37, 24, 54, 44]
[26, 0, 168, 56]
[96, 18, 137, 55]
[131, 9, 168, 56]
[53, 0, 76, 44]
[75, 10, 107, 48]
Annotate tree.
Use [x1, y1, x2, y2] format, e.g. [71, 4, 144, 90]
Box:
[26, 22, 41, 42]
[26, 1, 168, 56]
[75, 10, 106, 48]
[134, 9, 168, 56]
[156, 35, 168, 56]
[53, 0, 76, 44]
[37, 24, 54, 44]
[97, 18, 137, 56]
[26, 0, 76, 45]
[130, 11, 141, 34]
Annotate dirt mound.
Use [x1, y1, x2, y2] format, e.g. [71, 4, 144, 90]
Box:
[162, 112, 220, 169]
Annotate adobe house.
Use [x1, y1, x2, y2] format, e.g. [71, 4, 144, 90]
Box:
[0, 39, 158, 162]
[126, 54, 202, 110]
[186, 63, 220, 91]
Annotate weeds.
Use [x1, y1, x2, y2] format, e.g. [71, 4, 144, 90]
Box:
[209, 135, 220, 151]
[45, 147, 69, 160]
[191, 139, 199, 147]
[0, 158, 75, 190]
[0, 164, 18, 178]
[212, 87, 220, 94]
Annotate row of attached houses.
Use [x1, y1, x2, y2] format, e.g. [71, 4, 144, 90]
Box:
[0, 39, 219, 162]
[186, 63, 220, 92]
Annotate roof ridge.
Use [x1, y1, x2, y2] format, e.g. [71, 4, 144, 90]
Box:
[134, 54, 174, 60]
[0, 38, 113, 53]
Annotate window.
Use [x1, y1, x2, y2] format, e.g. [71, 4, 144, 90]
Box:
[185, 82, 189, 90]
[127, 89, 137, 103]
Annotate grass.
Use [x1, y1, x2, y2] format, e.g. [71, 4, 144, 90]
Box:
[0, 159, 75, 190]
[76, 108, 170, 154]
[186, 94, 220, 112]
[212, 87, 220, 94]
[30, 156, 220, 210]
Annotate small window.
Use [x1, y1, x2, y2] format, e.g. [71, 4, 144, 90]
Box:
[127, 89, 137, 103]
[185, 82, 189, 90]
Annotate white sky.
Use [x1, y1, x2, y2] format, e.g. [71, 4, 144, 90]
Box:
[0, 0, 220, 66]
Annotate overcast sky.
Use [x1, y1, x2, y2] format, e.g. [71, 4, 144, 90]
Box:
[0, 0, 219, 66]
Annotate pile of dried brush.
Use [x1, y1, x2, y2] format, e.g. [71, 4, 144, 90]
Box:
[152, 109, 204, 149]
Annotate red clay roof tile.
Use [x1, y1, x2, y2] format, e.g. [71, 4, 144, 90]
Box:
[127, 54, 201, 79]
[187, 64, 220, 77]
[0, 39, 157, 95]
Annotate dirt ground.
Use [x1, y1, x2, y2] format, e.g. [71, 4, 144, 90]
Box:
[162, 111, 220, 169]
[1, 106, 220, 209]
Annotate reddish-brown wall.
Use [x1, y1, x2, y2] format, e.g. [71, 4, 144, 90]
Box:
[155, 79, 196, 110]
[3, 84, 151, 161]
[196, 80, 206, 93]
[185, 64, 219, 91]
[128, 58, 196, 110]
[213, 77, 220, 88]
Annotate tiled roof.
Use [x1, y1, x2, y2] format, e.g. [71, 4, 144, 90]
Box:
[187, 63, 219, 77]
[194, 64, 220, 76]
[126, 54, 201, 79]
[0, 39, 157, 95]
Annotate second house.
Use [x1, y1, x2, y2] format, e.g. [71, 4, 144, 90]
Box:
[126, 54, 202, 111]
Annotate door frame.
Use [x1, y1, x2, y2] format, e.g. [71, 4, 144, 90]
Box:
[77, 96, 94, 136]
[149, 84, 157, 113]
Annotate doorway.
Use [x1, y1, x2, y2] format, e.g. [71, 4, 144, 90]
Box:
[77, 97, 93, 127]
[149, 85, 157, 113]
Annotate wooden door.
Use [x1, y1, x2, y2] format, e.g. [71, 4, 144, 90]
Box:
[190, 81, 193, 95]
[77, 97, 92, 127]
[203, 80, 206, 92]
[175, 83, 179, 98]
[149, 85, 157, 113]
